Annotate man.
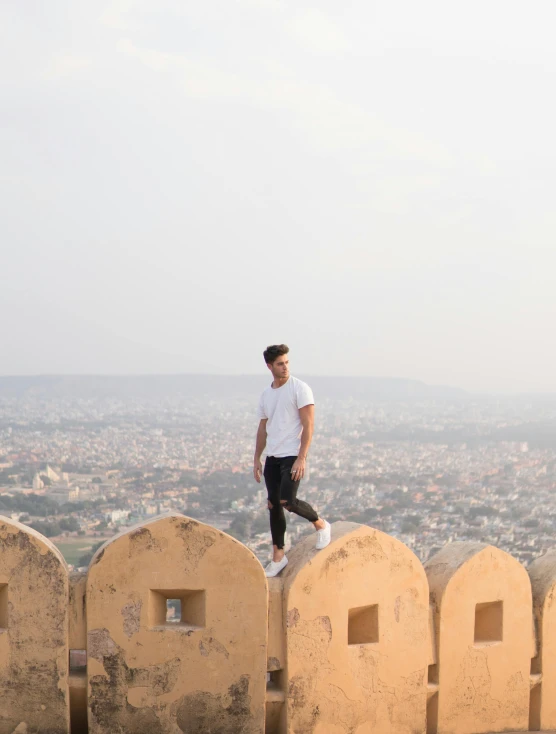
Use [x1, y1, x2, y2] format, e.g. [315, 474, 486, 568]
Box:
[253, 344, 331, 577]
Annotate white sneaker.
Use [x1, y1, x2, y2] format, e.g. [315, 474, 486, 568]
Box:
[265, 556, 288, 577]
[315, 520, 331, 550]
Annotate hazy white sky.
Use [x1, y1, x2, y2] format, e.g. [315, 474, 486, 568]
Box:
[2, 0, 556, 392]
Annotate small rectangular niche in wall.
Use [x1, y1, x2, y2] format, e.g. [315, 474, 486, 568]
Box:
[531, 652, 541, 675]
[69, 649, 87, 675]
[149, 589, 205, 630]
[474, 600, 503, 644]
[266, 669, 283, 692]
[348, 604, 379, 645]
[0, 584, 7, 629]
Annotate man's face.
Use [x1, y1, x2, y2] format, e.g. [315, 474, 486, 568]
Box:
[267, 355, 289, 380]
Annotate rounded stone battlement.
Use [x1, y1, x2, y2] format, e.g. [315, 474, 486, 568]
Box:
[0, 513, 553, 733]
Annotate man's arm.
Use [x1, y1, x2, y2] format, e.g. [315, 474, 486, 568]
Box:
[291, 404, 314, 480]
[253, 418, 267, 483]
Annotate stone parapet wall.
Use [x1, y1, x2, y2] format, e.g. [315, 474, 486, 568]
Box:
[0, 512, 555, 733]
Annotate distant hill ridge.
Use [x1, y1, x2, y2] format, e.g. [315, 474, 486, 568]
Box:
[0, 374, 467, 400]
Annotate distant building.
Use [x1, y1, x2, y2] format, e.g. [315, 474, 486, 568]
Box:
[44, 465, 60, 482]
[48, 486, 80, 504]
[107, 510, 130, 525]
[32, 473, 44, 490]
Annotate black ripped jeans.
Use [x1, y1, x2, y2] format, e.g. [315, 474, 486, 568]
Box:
[264, 455, 319, 550]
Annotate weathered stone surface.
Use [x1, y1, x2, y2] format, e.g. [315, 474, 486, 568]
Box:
[426, 542, 533, 734]
[528, 550, 556, 729]
[0, 516, 70, 734]
[1, 508, 553, 734]
[86, 513, 267, 733]
[281, 521, 429, 734]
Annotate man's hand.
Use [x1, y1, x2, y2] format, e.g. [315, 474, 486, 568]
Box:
[291, 456, 306, 481]
[253, 459, 263, 483]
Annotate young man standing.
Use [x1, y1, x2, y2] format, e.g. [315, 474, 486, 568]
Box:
[253, 344, 331, 577]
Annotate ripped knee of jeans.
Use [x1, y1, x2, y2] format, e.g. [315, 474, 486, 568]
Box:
[281, 499, 293, 512]
[267, 500, 273, 510]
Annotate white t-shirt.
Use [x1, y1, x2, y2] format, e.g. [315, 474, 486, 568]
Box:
[257, 376, 315, 458]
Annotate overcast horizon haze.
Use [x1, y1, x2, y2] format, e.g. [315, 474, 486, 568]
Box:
[2, 1, 556, 394]
[3, 372, 556, 400]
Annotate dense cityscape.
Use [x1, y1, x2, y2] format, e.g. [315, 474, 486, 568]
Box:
[1, 384, 556, 569]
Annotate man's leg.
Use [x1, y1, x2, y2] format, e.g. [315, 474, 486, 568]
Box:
[278, 457, 322, 526]
[279, 457, 331, 548]
[264, 458, 287, 562]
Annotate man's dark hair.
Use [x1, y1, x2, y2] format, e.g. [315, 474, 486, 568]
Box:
[263, 344, 289, 365]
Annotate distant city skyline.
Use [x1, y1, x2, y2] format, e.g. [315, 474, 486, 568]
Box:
[2, 1, 556, 393]
[2, 387, 556, 567]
